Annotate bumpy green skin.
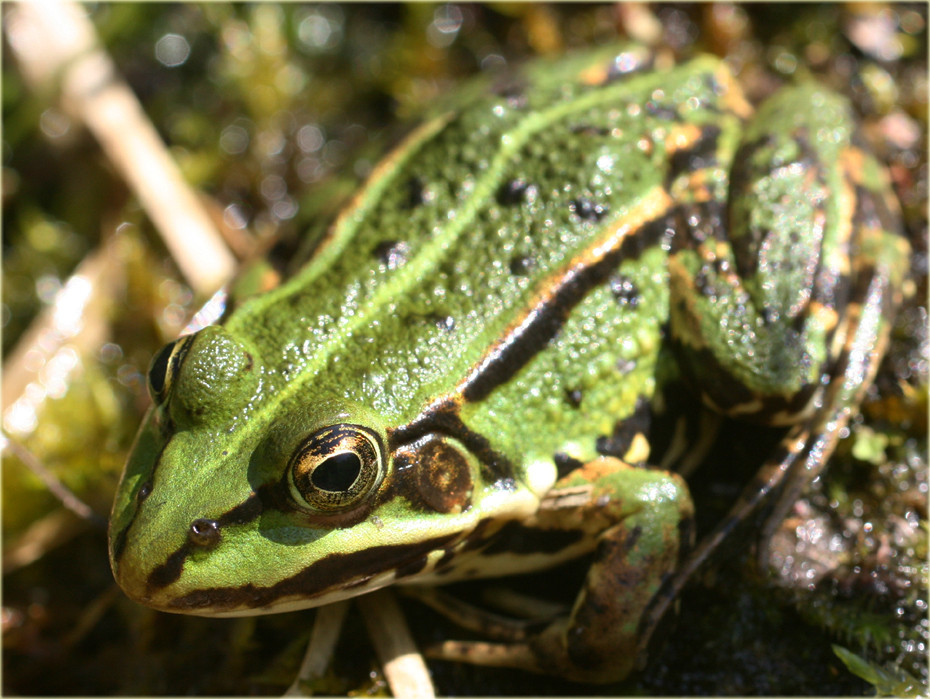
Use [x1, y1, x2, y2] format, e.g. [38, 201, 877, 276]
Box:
[109, 44, 909, 683]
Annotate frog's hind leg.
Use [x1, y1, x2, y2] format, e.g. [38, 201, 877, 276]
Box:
[767, 291, 907, 558]
[639, 151, 911, 659]
[636, 337, 882, 662]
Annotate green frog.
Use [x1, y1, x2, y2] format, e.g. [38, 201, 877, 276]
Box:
[108, 44, 910, 683]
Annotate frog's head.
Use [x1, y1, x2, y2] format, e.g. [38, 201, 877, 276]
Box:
[109, 326, 536, 617]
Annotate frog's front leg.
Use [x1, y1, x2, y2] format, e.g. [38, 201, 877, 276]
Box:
[427, 457, 694, 684]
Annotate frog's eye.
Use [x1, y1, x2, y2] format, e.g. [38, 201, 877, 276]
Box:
[287, 424, 385, 513]
[147, 335, 194, 405]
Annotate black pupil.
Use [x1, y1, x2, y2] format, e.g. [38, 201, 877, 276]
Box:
[311, 452, 362, 492]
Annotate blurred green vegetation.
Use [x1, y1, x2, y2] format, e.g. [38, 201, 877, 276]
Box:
[2, 3, 926, 695]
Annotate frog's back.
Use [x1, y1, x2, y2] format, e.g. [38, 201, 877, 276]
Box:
[226, 47, 747, 463]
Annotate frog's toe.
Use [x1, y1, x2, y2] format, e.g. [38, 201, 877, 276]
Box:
[407, 587, 541, 641]
[426, 618, 634, 683]
[425, 639, 542, 674]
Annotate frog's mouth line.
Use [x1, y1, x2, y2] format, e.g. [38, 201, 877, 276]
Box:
[160, 533, 462, 615]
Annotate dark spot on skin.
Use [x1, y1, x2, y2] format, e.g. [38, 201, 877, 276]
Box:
[188, 518, 221, 548]
[609, 274, 640, 306]
[506, 94, 528, 110]
[570, 198, 609, 222]
[509, 255, 535, 276]
[138, 480, 153, 502]
[595, 397, 652, 462]
[577, 587, 608, 618]
[553, 452, 583, 480]
[217, 487, 269, 527]
[596, 435, 616, 458]
[374, 240, 411, 270]
[672, 200, 728, 251]
[405, 176, 427, 208]
[565, 388, 583, 408]
[497, 179, 536, 206]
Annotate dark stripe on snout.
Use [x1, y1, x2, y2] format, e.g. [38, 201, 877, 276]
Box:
[166, 535, 460, 613]
[146, 485, 270, 590]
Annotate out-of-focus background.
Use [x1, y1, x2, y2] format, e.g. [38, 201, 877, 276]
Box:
[2, 3, 927, 695]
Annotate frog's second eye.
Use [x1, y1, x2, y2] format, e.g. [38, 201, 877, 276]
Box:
[147, 336, 194, 405]
[287, 424, 385, 513]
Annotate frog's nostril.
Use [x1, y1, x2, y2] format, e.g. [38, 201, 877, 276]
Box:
[188, 518, 221, 547]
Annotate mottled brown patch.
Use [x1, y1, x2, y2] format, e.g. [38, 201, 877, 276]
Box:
[414, 437, 473, 514]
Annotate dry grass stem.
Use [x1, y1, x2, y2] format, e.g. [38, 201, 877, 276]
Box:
[359, 590, 436, 699]
[4, 0, 236, 295]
